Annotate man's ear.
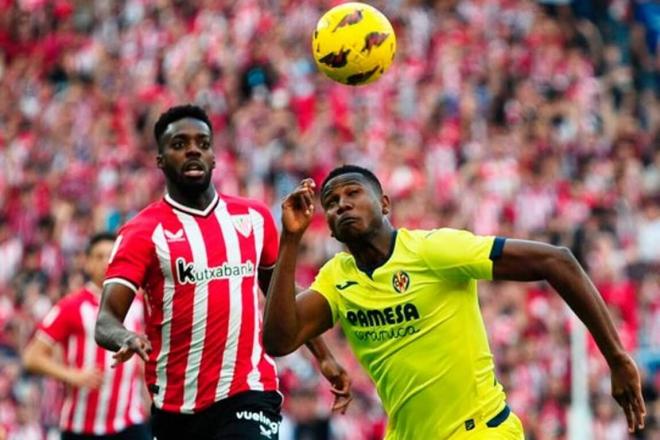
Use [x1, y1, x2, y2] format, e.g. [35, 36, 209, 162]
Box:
[381, 194, 391, 215]
[156, 154, 163, 169]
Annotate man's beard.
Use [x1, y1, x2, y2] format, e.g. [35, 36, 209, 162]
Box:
[164, 167, 212, 195]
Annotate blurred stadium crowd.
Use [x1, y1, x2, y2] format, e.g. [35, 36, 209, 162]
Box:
[0, 0, 658, 438]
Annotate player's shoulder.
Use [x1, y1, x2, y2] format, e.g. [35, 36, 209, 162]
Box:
[220, 193, 273, 217]
[320, 251, 355, 273]
[406, 227, 477, 258]
[220, 193, 269, 210]
[412, 227, 474, 242]
[53, 288, 88, 312]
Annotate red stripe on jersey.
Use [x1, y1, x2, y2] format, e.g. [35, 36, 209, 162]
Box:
[62, 335, 85, 431]
[104, 362, 124, 434]
[82, 345, 106, 433]
[256, 327, 278, 391]
[194, 213, 229, 409]
[226, 204, 258, 396]
[123, 370, 136, 431]
[143, 278, 163, 399]
[71, 331, 87, 431]
[162, 218, 196, 411]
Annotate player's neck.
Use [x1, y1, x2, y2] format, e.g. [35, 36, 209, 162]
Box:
[166, 184, 217, 211]
[348, 224, 396, 271]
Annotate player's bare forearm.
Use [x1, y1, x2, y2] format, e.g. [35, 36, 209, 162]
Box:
[305, 336, 333, 360]
[96, 310, 134, 352]
[493, 240, 626, 364]
[95, 284, 136, 352]
[23, 337, 103, 388]
[263, 232, 305, 356]
[23, 338, 73, 383]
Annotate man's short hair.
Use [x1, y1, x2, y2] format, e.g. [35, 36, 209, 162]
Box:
[321, 164, 383, 195]
[86, 232, 117, 255]
[153, 104, 212, 150]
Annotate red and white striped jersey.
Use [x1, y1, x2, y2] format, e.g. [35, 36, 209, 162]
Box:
[104, 192, 279, 414]
[37, 284, 146, 435]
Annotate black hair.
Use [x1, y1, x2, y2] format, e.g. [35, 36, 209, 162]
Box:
[153, 104, 212, 151]
[321, 164, 383, 195]
[86, 232, 117, 255]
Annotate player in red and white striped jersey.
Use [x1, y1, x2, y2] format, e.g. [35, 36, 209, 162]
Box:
[23, 233, 149, 440]
[95, 105, 351, 440]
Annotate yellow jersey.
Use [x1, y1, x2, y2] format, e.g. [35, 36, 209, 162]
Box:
[310, 228, 508, 439]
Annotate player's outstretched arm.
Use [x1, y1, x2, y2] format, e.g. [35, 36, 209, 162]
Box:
[95, 283, 151, 366]
[263, 179, 334, 356]
[493, 239, 646, 432]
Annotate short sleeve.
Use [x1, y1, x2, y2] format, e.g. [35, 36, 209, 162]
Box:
[104, 220, 155, 292]
[419, 228, 501, 281]
[37, 304, 70, 346]
[258, 206, 279, 269]
[309, 260, 340, 324]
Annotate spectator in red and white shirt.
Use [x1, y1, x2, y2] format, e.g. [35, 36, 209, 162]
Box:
[95, 105, 351, 440]
[22, 232, 149, 440]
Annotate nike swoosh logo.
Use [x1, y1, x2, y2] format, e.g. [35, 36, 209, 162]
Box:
[336, 281, 358, 290]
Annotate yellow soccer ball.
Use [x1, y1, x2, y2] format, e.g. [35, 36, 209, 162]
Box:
[312, 2, 396, 86]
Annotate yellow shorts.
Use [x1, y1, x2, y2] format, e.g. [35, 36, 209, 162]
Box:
[451, 408, 525, 439]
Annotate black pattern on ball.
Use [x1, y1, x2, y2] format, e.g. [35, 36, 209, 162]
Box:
[346, 66, 379, 85]
[332, 9, 363, 32]
[318, 49, 351, 68]
[361, 32, 389, 53]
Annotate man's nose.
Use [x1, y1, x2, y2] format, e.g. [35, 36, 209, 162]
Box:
[185, 144, 202, 156]
[337, 197, 352, 214]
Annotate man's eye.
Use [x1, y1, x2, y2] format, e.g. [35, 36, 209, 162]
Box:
[172, 142, 184, 149]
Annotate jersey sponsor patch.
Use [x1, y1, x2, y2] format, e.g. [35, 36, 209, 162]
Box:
[175, 258, 255, 284]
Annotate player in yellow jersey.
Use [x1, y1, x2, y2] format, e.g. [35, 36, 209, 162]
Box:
[262, 165, 646, 439]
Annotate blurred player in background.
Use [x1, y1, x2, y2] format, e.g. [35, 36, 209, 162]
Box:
[95, 105, 351, 440]
[263, 165, 646, 439]
[23, 232, 149, 440]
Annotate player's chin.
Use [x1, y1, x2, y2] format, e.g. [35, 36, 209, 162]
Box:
[178, 175, 211, 192]
[333, 225, 364, 242]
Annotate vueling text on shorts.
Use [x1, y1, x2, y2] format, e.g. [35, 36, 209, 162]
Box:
[236, 410, 279, 433]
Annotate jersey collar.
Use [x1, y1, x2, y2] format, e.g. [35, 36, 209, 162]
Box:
[355, 229, 398, 279]
[164, 190, 219, 217]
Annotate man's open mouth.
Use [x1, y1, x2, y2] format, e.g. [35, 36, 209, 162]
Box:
[183, 162, 205, 178]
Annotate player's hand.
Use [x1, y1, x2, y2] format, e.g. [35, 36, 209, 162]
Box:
[112, 333, 151, 367]
[281, 179, 316, 237]
[68, 367, 104, 389]
[610, 352, 646, 432]
[318, 356, 353, 414]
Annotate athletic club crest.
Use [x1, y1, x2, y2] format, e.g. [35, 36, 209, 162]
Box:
[231, 214, 252, 237]
[392, 271, 410, 293]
